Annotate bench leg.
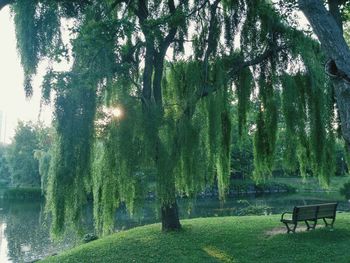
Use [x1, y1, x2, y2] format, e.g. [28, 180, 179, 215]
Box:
[305, 220, 317, 231]
[323, 218, 335, 228]
[283, 222, 297, 233]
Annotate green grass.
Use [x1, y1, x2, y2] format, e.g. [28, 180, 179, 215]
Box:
[42, 214, 350, 263]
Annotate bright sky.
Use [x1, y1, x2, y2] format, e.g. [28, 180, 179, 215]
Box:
[0, 7, 52, 144]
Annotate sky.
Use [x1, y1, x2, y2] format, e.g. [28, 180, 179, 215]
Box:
[0, 7, 52, 144]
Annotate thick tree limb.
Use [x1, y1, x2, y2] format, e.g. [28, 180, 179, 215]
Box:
[298, 0, 350, 75]
[229, 45, 287, 77]
[299, 0, 350, 148]
[328, 0, 343, 33]
[197, 44, 287, 101]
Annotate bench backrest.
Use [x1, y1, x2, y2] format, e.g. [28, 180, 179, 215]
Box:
[292, 203, 337, 221]
[293, 205, 318, 221]
[317, 203, 337, 218]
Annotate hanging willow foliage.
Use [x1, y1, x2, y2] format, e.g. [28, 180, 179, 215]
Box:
[43, 78, 94, 236]
[11, 0, 63, 96]
[10, 0, 343, 235]
[159, 60, 233, 202]
[235, 67, 254, 137]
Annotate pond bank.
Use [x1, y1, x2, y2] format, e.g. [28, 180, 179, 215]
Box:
[41, 214, 350, 263]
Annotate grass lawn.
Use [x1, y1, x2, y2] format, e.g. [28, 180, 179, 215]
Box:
[42, 213, 350, 263]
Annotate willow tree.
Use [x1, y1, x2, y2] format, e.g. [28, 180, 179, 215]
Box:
[4, 0, 339, 234]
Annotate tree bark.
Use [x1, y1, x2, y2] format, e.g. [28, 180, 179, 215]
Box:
[161, 201, 181, 231]
[136, 0, 182, 231]
[298, 0, 350, 149]
[328, 0, 343, 33]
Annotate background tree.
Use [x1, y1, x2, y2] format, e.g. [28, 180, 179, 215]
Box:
[6, 121, 50, 188]
[7, 121, 40, 187]
[0, 144, 11, 185]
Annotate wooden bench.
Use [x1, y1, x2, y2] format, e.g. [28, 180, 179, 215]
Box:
[280, 203, 337, 233]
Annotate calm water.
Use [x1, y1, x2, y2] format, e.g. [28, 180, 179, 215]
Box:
[0, 192, 348, 262]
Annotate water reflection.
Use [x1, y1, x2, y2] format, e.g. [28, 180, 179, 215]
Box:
[0, 200, 83, 263]
[0, 192, 348, 262]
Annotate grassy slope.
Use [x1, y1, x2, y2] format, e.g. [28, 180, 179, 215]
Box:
[42, 214, 350, 263]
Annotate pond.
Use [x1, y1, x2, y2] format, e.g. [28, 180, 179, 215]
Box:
[0, 192, 348, 262]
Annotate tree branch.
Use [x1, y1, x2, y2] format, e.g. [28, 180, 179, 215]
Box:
[328, 0, 343, 33]
[193, 45, 287, 108]
[186, 0, 209, 17]
[298, 0, 350, 77]
[299, 0, 350, 148]
[228, 45, 287, 78]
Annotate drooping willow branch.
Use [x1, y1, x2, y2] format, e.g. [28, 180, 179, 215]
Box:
[198, 44, 288, 99]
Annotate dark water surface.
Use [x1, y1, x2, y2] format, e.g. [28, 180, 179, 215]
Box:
[0, 192, 348, 262]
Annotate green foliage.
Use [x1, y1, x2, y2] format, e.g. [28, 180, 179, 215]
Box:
[235, 67, 254, 136]
[46, 79, 97, 236]
[0, 145, 11, 185]
[11, 0, 345, 236]
[164, 60, 232, 200]
[253, 74, 278, 182]
[34, 149, 51, 194]
[6, 122, 42, 187]
[11, 0, 63, 96]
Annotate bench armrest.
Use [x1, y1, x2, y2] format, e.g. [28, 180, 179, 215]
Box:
[281, 212, 292, 221]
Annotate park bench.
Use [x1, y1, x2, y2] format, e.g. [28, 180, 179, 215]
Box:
[280, 203, 337, 233]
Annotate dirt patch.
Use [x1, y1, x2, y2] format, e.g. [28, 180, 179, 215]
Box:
[265, 226, 310, 236]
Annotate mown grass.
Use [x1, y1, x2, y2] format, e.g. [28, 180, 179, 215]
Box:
[42, 213, 350, 263]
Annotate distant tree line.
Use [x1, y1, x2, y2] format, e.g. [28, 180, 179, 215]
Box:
[0, 115, 348, 190]
[0, 121, 52, 188]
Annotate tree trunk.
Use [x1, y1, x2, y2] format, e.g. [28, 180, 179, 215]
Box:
[161, 201, 181, 231]
[328, 0, 343, 33]
[298, 0, 350, 149]
[332, 79, 350, 150]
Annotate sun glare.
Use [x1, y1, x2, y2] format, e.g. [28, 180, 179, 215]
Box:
[102, 106, 124, 120]
[111, 107, 123, 118]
